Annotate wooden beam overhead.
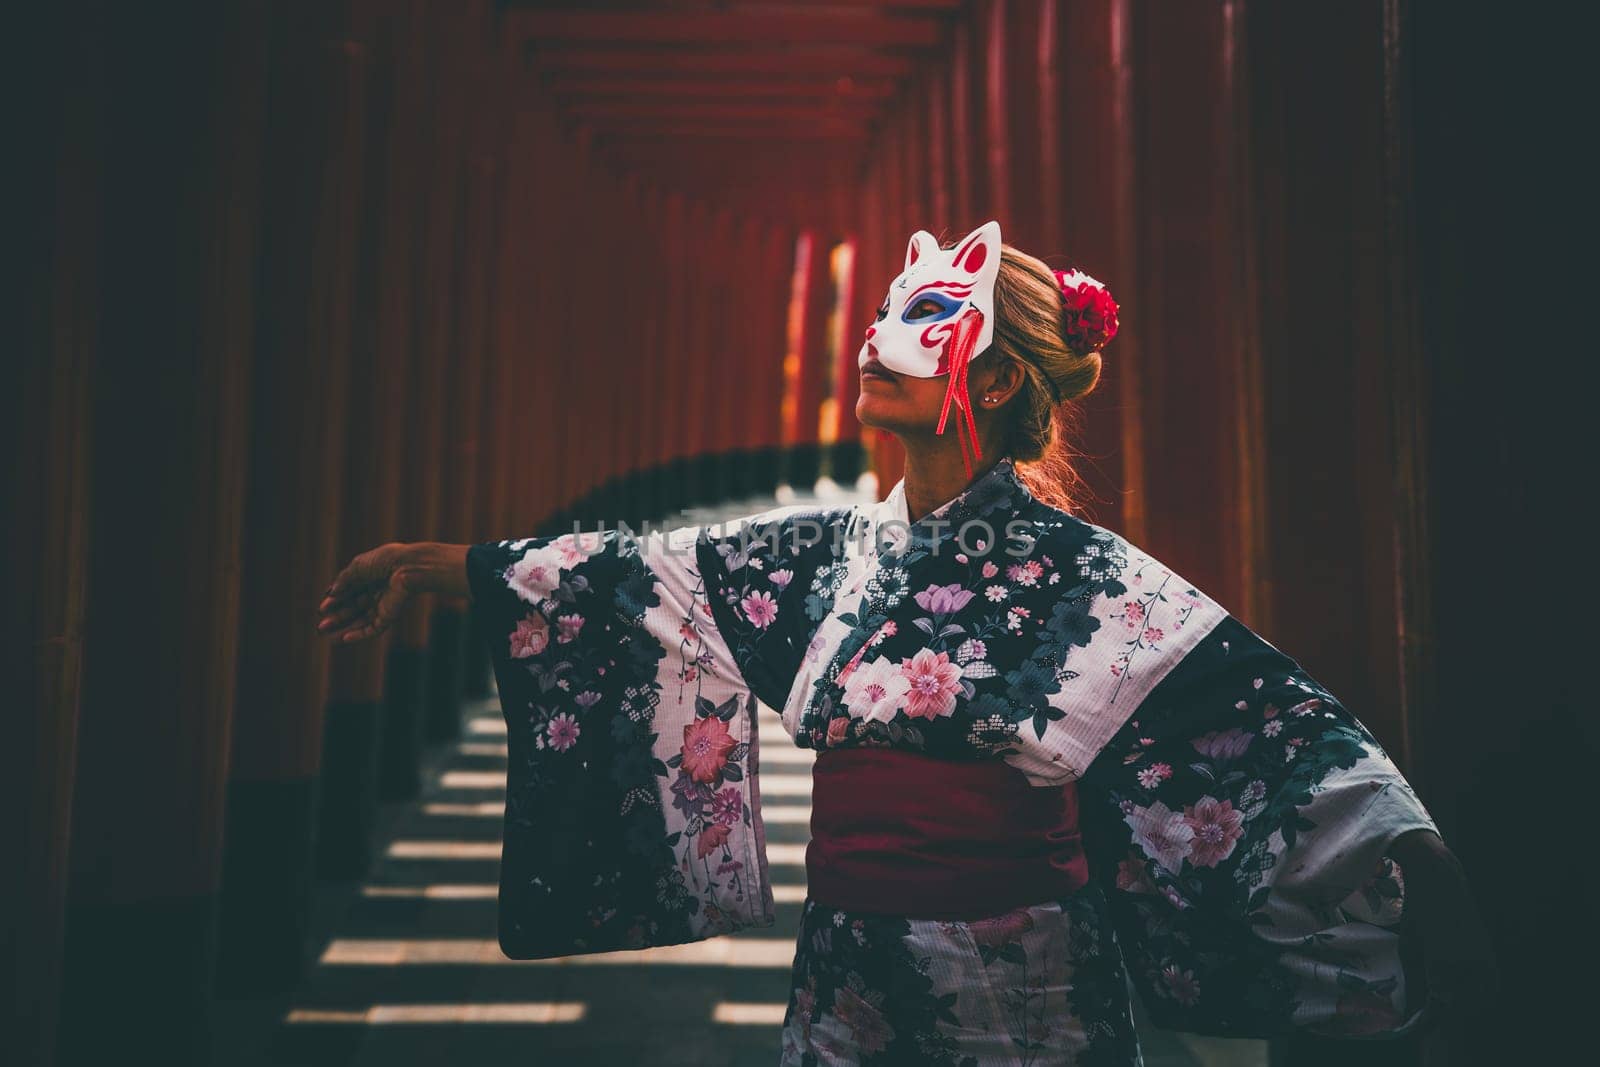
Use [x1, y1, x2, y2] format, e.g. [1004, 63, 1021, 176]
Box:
[567, 100, 879, 121]
[513, 10, 946, 48]
[527, 46, 921, 77]
[602, 161, 848, 182]
[546, 76, 898, 100]
[591, 123, 871, 141]
[598, 141, 856, 165]
[507, 1, 964, 10]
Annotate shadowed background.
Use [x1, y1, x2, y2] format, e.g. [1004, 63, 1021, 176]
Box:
[6, 2, 1577, 1065]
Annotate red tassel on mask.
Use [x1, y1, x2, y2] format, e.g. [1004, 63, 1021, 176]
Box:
[935, 307, 985, 480]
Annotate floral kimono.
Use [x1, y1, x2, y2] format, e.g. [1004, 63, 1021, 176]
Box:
[464, 456, 1438, 1065]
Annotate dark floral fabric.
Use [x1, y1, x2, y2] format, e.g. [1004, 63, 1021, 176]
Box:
[1078, 614, 1434, 1037]
[779, 884, 1141, 1066]
[467, 528, 702, 958]
[467, 456, 1440, 1058]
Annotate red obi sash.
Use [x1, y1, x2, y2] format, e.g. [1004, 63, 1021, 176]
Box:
[804, 746, 1090, 921]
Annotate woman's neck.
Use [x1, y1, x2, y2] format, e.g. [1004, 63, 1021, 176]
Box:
[901, 448, 1005, 525]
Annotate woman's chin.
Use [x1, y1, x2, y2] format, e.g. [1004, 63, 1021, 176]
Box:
[855, 395, 912, 432]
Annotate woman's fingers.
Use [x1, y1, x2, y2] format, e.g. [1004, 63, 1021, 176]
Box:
[318, 547, 407, 643]
[318, 601, 371, 635]
[324, 547, 389, 603]
[317, 585, 379, 633]
[326, 572, 409, 643]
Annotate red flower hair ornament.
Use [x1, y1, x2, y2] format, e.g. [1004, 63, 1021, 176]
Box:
[1051, 268, 1120, 358]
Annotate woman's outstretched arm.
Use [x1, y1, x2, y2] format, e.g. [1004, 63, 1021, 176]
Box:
[315, 541, 468, 643]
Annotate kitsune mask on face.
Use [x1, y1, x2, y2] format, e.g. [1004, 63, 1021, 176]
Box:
[858, 220, 1002, 478]
[858, 219, 1001, 379]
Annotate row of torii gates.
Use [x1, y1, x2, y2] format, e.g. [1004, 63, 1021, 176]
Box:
[8, 2, 1562, 1065]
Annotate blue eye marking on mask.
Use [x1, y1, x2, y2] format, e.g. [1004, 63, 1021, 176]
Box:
[901, 290, 962, 323]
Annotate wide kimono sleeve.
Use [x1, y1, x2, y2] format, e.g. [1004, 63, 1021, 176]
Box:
[465, 521, 776, 960]
[1076, 610, 1439, 1040]
[465, 505, 850, 961]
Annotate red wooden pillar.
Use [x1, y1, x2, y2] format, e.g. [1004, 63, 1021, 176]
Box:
[901, 74, 932, 234]
[54, 2, 267, 1060]
[216, 4, 368, 993]
[621, 182, 662, 519]
[1055, 0, 1142, 540]
[319, 0, 424, 878]
[783, 229, 830, 490]
[503, 99, 546, 534]
[377, 0, 469, 799]
[744, 221, 793, 497]
[807, 229, 841, 489]
[485, 39, 539, 541]
[533, 104, 567, 528]
[6, 9, 101, 1061]
[861, 148, 907, 497]
[828, 229, 864, 484]
[979, 0, 1011, 229]
[881, 119, 906, 255]
[432, 0, 503, 715]
[925, 66, 954, 230]
[949, 18, 981, 228]
[1004, 0, 1047, 244]
[546, 120, 587, 521]
[590, 167, 626, 516]
[457, 20, 512, 699]
[682, 195, 711, 508]
[1231, 1, 1421, 763]
[698, 207, 739, 505]
[653, 191, 690, 512]
[707, 212, 747, 499]
[563, 126, 602, 517]
[853, 158, 892, 496]
[1120, 0, 1260, 623]
[1035, 0, 1062, 256]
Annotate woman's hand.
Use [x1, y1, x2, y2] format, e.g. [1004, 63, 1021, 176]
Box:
[317, 542, 415, 643]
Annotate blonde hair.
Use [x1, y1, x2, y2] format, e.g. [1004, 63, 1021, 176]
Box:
[945, 238, 1104, 512]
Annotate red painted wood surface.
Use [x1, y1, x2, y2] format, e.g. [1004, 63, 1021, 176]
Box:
[232, 10, 368, 783]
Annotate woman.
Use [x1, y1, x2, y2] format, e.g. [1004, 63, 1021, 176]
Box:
[317, 221, 1489, 1064]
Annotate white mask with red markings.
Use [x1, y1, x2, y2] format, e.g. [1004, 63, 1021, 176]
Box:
[858, 219, 1003, 477]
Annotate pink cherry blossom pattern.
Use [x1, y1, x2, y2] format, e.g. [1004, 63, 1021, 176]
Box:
[1005, 559, 1044, 586]
[1136, 762, 1174, 790]
[505, 544, 566, 603]
[546, 712, 580, 752]
[741, 590, 779, 629]
[1182, 796, 1245, 867]
[681, 715, 737, 784]
[841, 655, 912, 722]
[831, 986, 895, 1056]
[898, 648, 964, 719]
[509, 613, 550, 658]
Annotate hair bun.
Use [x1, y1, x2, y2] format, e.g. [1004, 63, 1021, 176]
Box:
[1051, 268, 1119, 356]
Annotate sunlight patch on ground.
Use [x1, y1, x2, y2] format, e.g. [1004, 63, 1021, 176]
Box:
[712, 1002, 788, 1025]
[320, 937, 797, 967]
[286, 1003, 587, 1025]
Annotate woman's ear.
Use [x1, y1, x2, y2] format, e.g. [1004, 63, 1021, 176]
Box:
[975, 355, 1028, 407]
